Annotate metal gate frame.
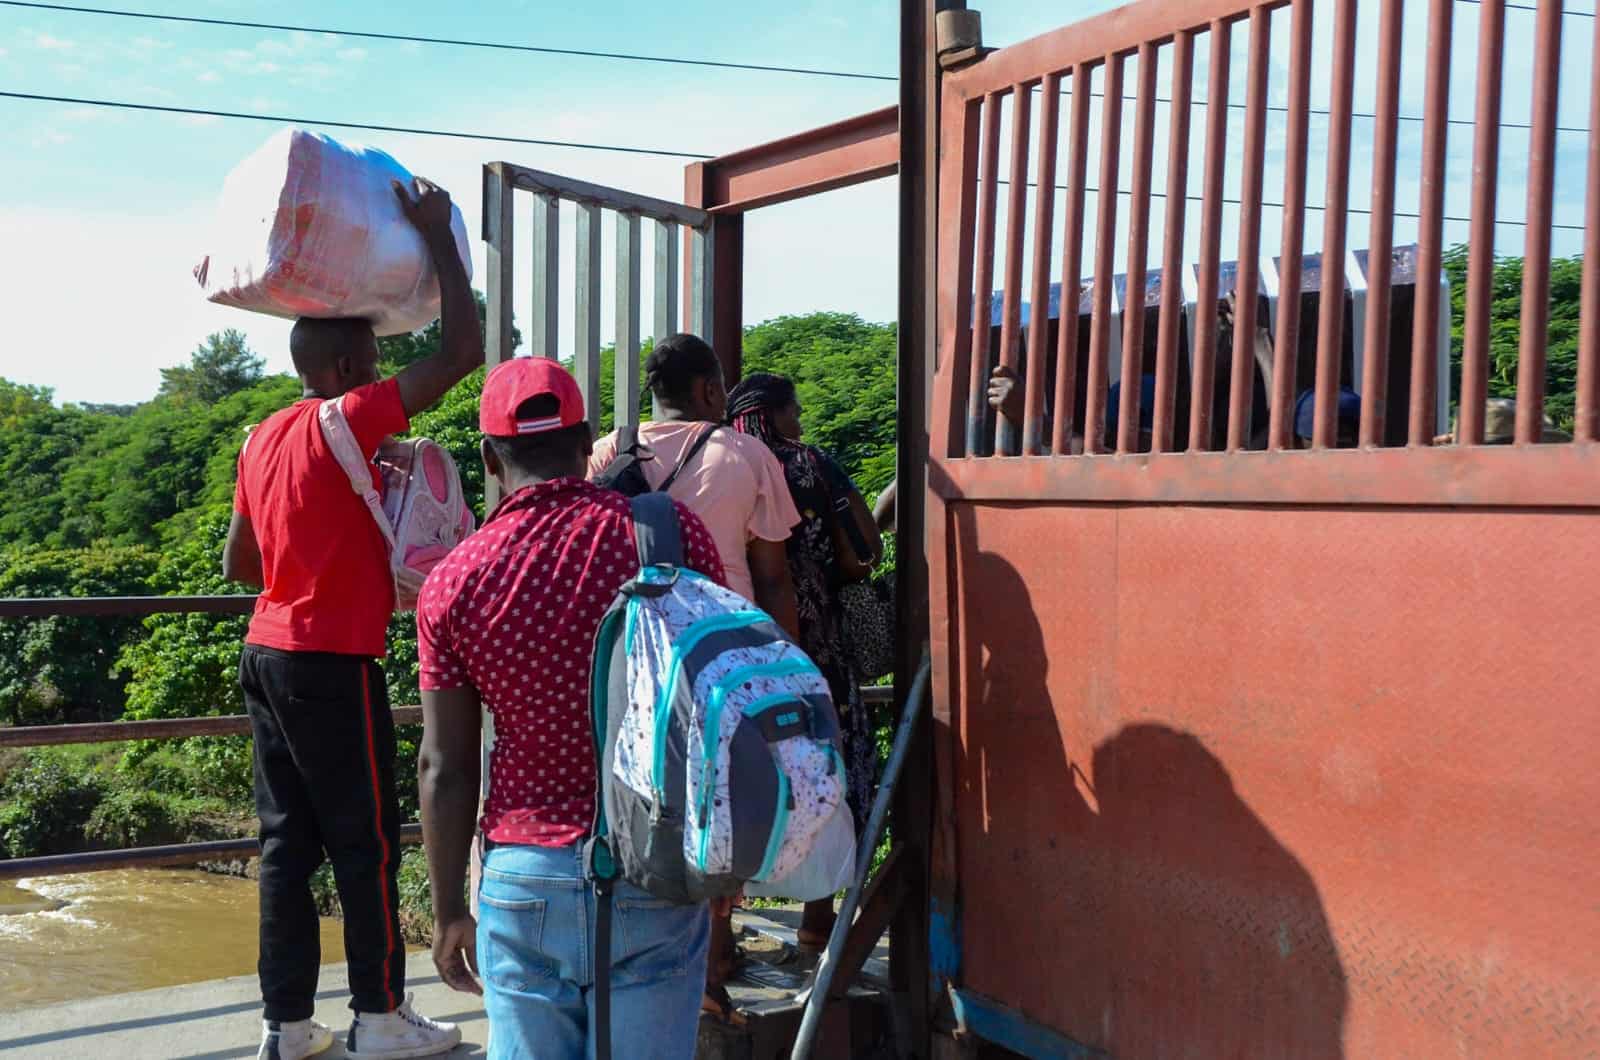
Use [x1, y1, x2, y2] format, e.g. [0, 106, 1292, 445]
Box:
[923, 0, 1600, 1056]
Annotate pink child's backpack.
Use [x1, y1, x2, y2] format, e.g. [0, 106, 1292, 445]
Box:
[317, 396, 475, 611]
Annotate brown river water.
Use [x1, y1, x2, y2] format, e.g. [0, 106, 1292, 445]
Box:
[0, 870, 348, 1013]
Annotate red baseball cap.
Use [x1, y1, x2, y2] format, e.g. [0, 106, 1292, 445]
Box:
[479, 357, 586, 437]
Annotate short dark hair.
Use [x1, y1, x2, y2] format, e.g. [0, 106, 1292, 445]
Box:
[644, 333, 720, 406]
[485, 395, 589, 475]
[290, 317, 375, 378]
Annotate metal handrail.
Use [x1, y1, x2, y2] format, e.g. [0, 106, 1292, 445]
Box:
[0, 594, 894, 879]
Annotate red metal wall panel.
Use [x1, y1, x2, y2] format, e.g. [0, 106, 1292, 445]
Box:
[940, 499, 1600, 1056]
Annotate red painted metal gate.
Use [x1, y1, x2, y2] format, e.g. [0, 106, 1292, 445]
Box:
[924, 0, 1599, 1055]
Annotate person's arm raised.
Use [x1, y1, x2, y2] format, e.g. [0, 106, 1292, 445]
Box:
[392, 177, 484, 419]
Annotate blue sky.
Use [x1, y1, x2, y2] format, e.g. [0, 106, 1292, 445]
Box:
[1, 0, 1590, 404]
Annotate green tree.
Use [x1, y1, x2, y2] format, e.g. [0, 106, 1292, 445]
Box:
[0, 380, 54, 432]
[158, 330, 266, 405]
[742, 313, 898, 493]
[1441, 245, 1581, 431]
[378, 291, 513, 376]
[0, 543, 158, 726]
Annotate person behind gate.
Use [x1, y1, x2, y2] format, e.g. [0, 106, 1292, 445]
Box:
[223, 176, 478, 1060]
[415, 357, 730, 1060]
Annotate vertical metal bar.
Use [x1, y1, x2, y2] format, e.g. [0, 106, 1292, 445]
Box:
[615, 211, 643, 430]
[996, 83, 1033, 457]
[652, 220, 679, 422]
[1459, 0, 1506, 446]
[483, 163, 515, 368]
[1229, 7, 1272, 451]
[1085, 54, 1125, 455]
[481, 163, 514, 515]
[1189, 20, 1230, 453]
[1580, 1, 1600, 443]
[1313, 0, 1359, 449]
[938, 96, 983, 460]
[574, 202, 603, 430]
[1053, 66, 1093, 456]
[1153, 31, 1193, 454]
[967, 91, 1003, 457]
[1118, 43, 1159, 455]
[1270, 0, 1314, 451]
[1515, 0, 1563, 443]
[1363, 0, 1404, 447]
[690, 225, 714, 344]
[1410, 0, 1453, 444]
[530, 193, 560, 359]
[654, 220, 679, 342]
[1023, 73, 1060, 457]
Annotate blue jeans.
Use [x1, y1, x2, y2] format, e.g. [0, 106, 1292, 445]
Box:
[476, 842, 710, 1060]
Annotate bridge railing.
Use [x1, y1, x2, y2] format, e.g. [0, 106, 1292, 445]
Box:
[0, 594, 889, 882]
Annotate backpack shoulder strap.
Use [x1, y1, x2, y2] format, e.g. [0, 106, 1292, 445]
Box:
[657, 425, 717, 494]
[629, 491, 684, 569]
[317, 397, 398, 551]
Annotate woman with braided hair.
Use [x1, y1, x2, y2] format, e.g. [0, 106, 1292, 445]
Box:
[726, 371, 884, 952]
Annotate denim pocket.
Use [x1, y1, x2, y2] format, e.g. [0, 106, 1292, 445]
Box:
[612, 888, 708, 984]
[478, 871, 556, 989]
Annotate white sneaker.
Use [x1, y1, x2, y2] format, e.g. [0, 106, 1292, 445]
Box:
[346, 993, 462, 1058]
[257, 1018, 334, 1060]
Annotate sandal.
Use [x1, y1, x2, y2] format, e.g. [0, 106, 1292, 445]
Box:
[701, 983, 748, 1027]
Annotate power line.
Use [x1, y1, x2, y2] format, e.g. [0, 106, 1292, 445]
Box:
[0, 0, 898, 82]
[0, 90, 716, 158]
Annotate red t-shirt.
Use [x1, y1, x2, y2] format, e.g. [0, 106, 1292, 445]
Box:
[416, 478, 725, 847]
[234, 378, 409, 657]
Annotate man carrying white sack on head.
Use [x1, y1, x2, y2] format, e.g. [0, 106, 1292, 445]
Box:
[223, 176, 480, 1060]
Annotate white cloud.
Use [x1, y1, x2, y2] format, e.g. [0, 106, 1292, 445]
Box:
[337, 48, 369, 63]
[197, 70, 222, 84]
[30, 130, 71, 147]
[30, 32, 75, 51]
[173, 114, 223, 128]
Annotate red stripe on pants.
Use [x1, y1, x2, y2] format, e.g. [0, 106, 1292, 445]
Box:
[359, 667, 400, 1012]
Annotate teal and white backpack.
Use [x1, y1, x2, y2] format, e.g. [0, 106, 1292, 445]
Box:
[586, 492, 856, 905]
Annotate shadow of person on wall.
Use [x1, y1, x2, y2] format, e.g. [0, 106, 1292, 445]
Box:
[1091, 724, 1348, 1058]
[948, 526, 1346, 1058]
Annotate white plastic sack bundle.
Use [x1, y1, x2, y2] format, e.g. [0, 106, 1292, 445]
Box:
[195, 128, 472, 336]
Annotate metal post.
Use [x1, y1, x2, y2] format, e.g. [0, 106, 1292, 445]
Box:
[615, 211, 643, 430]
[531, 193, 560, 359]
[575, 203, 603, 430]
[792, 662, 931, 1060]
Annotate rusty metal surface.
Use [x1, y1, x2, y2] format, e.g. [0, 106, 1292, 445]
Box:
[936, 500, 1600, 1056]
[1271, 0, 1314, 451]
[1052, 69, 1092, 457]
[0, 824, 425, 882]
[1409, 0, 1453, 446]
[0, 595, 256, 618]
[1362, 0, 1405, 448]
[694, 106, 898, 215]
[0, 706, 427, 749]
[1460, 0, 1506, 446]
[1118, 45, 1158, 456]
[1228, 9, 1271, 451]
[1084, 56, 1123, 456]
[997, 83, 1032, 457]
[1515, 0, 1564, 443]
[1024, 74, 1060, 457]
[1152, 32, 1192, 456]
[1189, 20, 1230, 454]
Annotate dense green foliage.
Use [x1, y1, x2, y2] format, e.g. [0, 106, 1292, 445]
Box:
[0, 309, 898, 874]
[1441, 247, 1581, 431]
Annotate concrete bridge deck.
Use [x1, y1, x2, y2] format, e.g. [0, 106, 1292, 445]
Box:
[0, 951, 486, 1059]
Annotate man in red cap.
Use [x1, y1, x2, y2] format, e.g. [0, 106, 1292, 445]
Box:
[415, 357, 728, 1060]
[223, 177, 475, 1060]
